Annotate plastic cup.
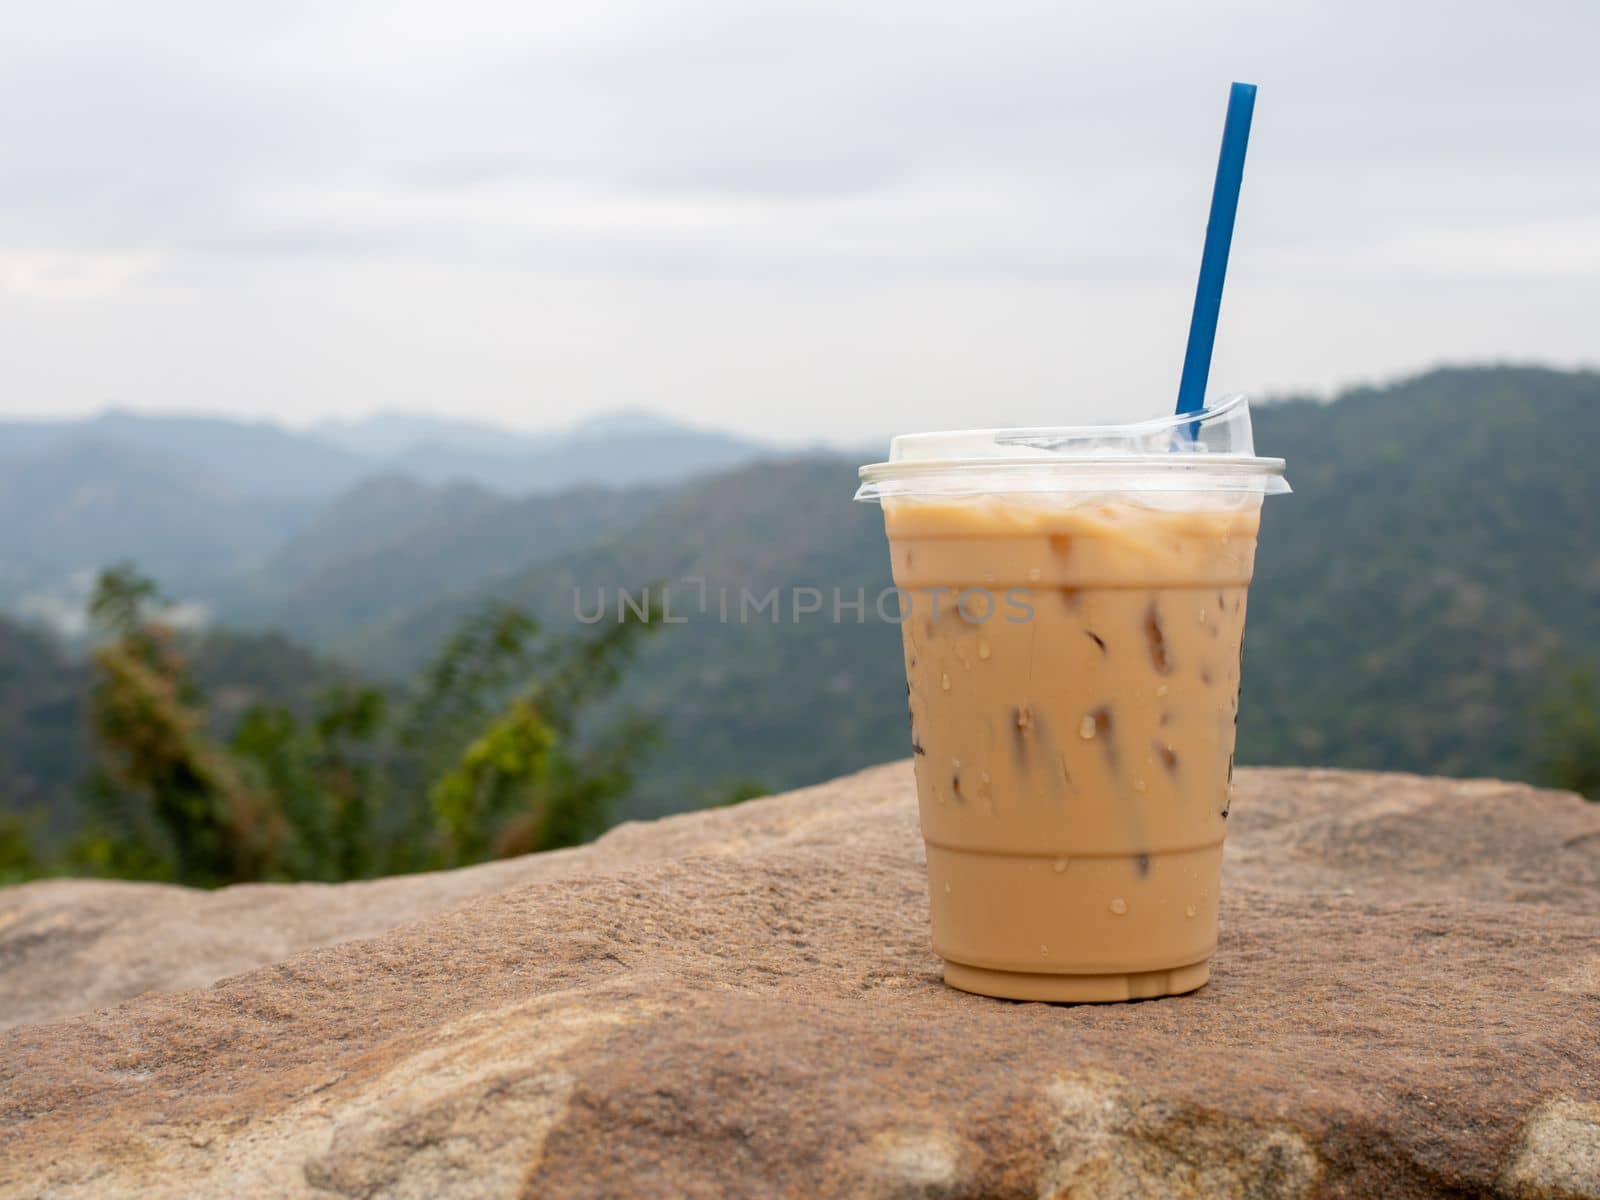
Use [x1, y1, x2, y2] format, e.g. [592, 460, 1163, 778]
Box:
[856, 397, 1288, 1002]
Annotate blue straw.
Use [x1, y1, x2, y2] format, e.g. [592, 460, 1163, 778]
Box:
[1176, 81, 1257, 422]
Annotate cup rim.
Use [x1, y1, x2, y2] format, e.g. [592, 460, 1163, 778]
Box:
[858, 453, 1287, 480]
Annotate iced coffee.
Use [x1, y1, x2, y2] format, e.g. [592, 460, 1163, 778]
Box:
[857, 398, 1286, 1001]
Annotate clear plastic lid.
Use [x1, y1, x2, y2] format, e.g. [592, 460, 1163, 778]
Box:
[855, 394, 1289, 501]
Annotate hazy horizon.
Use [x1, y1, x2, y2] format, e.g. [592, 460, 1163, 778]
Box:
[0, 357, 1586, 449]
[3, 1, 1597, 442]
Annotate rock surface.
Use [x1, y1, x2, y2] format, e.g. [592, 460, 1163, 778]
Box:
[1, 764, 1597, 1198]
[0, 791, 829, 1032]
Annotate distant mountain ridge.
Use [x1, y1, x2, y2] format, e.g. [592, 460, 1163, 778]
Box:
[311, 414, 532, 459]
[311, 408, 689, 459]
[0, 411, 371, 498]
[378, 422, 765, 495]
[322, 364, 1600, 814]
[3, 365, 1597, 829]
[240, 476, 662, 645]
[0, 407, 773, 621]
[0, 407, 771, 500]
[266, 475, 504, 579]
[0, 436, 312, 621]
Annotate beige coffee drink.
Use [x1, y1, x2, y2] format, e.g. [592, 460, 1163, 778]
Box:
[857, 398, 1286, 1002]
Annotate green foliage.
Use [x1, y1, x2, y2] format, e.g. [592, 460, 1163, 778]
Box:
[1537, 670, 1600, 802]
[230, 684, 390, 880]
[1238, 367, 1600, 780]
[412, 595, 663, 866]
[402, 605, 541, 770]
[67, 773, 175, 883]
[89, 562, 163, 639]
[86, 566, 283, 886]
[531, 711, 660, 852]
[7, 365, 1600, 876]
[429, 697, 557, 865]
[350, 366, 1600, 818]
[0, 813, 40, 884]
[311, 685, 390, 875]
[57, 568, 663, 886]
[704, 779, 771, 808]
[0, 615, 86, 832]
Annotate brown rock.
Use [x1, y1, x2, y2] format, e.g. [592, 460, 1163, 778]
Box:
[0, 778, 873, 1031]
[1497, 1099, 1600, 1200]
[1, 765, 1597, 1199]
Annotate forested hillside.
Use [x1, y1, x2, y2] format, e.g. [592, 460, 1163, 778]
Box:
[3, 365, 1596, 841]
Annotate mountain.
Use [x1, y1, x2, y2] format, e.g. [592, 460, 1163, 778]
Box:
[0, 411, 372, 499]
[0, 407, 775, 625]
[340, 456, 904, 815]
[0, 617, 86, 829]
[0, 437, 312, 622]
[311, 413, 537, 459]
[1240, 365, 1600, 776]
[0, 408, 773, 502]
[312, 408, 762, 482]
[379, 422, 769, 495]
[3, 364, 1597, 844]
[337, 365, 1600, 814]
[560, 409, 693, 437]
[265, 475, 504, 580]
[247, 477, 662, 648]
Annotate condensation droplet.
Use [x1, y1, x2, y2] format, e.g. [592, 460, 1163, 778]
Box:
[1027, 566, 1042, 582]
[981, 770, 991, 785]
[941, 673, 951, 691]
[977, 639, 991, 660]
[1109, 897, 1128, 915]
[1185, 904, 1197, 918]
[1079, 714, 1097, 739]
[1039, 944, 1049, 956]
[1053, 858, 1068, 873]
[1134, 777, 1147, 793]
[952, 758, 962, 771]
[1156, 683, 1169, 698]
[945, 883, 952, 895]
[1199, 608, 1208, 624]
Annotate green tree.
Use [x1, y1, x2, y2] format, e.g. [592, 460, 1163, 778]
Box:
[1538, 670, 1600, 802]
[88, 563, 161, 642]
[74, 566, 667, 886]
[85, 565, 283, 885]
[428, 696, 557, 863]
[230, 684, 389, 880]
[409, 599, 662, 866]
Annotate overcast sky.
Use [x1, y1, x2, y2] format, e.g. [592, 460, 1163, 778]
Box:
[1, 0, 1596, 443]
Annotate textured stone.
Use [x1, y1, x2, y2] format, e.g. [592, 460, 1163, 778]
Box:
[0, 783, 862, 1031]
[1497, 1100, 1600, 1200]
[1, 765, 1597, 1199]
